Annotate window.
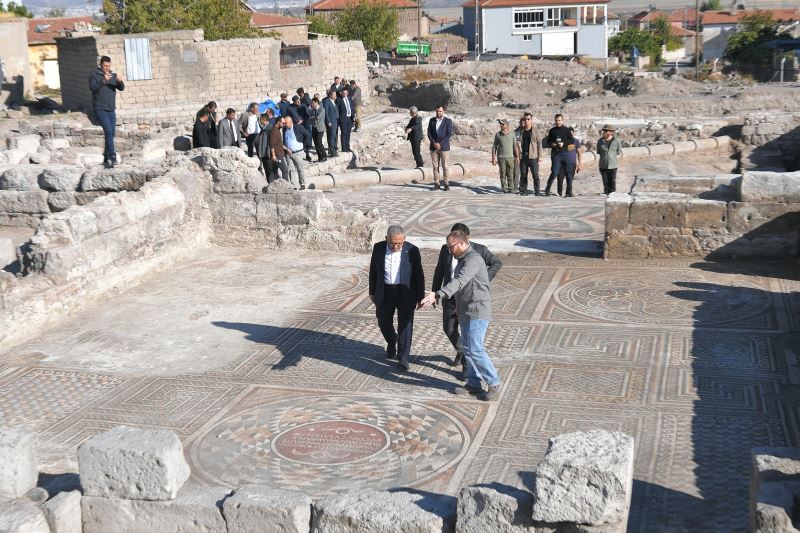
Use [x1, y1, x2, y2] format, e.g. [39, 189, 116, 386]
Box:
[123, 37, 152, 81]
[513, 8, 544, 29]
[279, 46, 311, 68]
[523, 34, 532, 41]
[546, 7, 562, 27]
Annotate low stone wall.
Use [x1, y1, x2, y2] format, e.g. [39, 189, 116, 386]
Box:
[750, 447, 800, 532]
[604, 171, 800, 259]
[0, 425, 635, 533]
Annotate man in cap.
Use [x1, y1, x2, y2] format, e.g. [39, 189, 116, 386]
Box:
[491, 119, 519, 193]
[278, 93, 291, 118]
[597, 124, 623, 195]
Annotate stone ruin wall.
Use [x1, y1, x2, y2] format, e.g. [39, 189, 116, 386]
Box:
[57, 30, 369, 127]
[0, 425, 636, 533]
[604, 171, 800, 259]
[741, 111, 800, 172]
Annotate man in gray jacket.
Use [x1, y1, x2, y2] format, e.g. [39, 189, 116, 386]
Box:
[309, 98, 327, 162]
[420, 229, 501, 401]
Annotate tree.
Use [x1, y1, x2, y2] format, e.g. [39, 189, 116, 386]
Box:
[103, 0, 260, 40]
[650, 15, 682, 52]
[332, 1, 399, 52]
[307, 14, 336, 35]
[609, 28, 661, 63]
[724, 10, 788, 66]
[1, 1, 34, 17]
[700, 0, 721, 12]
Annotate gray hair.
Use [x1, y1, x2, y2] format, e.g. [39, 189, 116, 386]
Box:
[386, 225, 405, 237]
[409, 106, 418, 114]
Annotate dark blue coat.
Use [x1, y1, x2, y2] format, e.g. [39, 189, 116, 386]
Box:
[427, 116, 453, 152]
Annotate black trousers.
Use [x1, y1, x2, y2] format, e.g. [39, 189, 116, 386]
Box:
[261, 156, 276, 182]
[376, 285, 415, 363]
[410, 140, 424, 167]
[441, 297, 464, 357]
[546, 152, 574, 196]
[326, 125, 338, 156]
[246, 133, 257, 157]
[519, 158, 540, 194]
[313, 130, 326, 160]
[339, 117, 352, 151]
[600, 168, 617, 194]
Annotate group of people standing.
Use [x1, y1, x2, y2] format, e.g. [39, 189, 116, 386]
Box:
[192, 77, 363, 189]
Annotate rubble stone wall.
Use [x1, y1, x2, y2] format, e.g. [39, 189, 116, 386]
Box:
[57, 30, 368, 127]
[604, 171, 800, 259]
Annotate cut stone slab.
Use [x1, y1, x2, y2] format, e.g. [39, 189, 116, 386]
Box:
[740, 171, 800, 203]
[0, 499, 50, 533]
[81, 485, 230, 533]
[532, 430, 634, 527]
[43, 490, 81, 533]
[311, 490, 456, 533]
[79, 167, 148, 192]
[38, 166, 83, 192]
[751, 480, 800, 533]
[223, 485, 311, 533]
[457, 485, 535, 533]
[0, 166, 41, 191]
[0, 237, 16, 269]
[77, 425, 191, 500]
[0, 427, 38, 501]
[0, 191, 50, 214]
[7, 135, 41, 156]
[750, 448, 800, 532]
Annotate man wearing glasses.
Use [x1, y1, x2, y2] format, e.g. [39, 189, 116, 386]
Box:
[517, 112, 542, 196]
[420, 229, 501, 401]
[368, 225, 426, 371]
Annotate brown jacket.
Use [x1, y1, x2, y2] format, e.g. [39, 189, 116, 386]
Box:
[269, 125, 284, 158]
[517, 127, 541, 160]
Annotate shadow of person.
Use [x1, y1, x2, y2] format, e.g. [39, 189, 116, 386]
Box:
[211, 321, 460, 391]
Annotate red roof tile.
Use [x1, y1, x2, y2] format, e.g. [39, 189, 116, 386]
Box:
[701, 8, 800, 25]
[627, 10, 668, 24]
[311, 0, 417, 10]
[668, 7, 697, 22]
[27, 16, 95, 44]
[463, 0, 609, 7]
[251, 12, 307, 26]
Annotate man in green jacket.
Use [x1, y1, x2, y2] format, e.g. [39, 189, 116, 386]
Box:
[492, 119, 519, 194]
[597, 124, 623, 195]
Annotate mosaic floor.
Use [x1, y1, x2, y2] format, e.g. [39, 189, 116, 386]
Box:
[2, 187, 799, 532]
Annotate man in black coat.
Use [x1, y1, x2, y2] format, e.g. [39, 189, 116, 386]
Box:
[322, 90, 339, 158]
[405, 106, 424, 168]
[192, 109, 212, 148]
[431, 222, 502, 379]
[337, 87, 354, 152]
[369, 225, 425, 371]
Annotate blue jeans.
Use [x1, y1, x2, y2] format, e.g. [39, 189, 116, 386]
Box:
[460, 319, 500, 388]
[95, 109, 116, 160]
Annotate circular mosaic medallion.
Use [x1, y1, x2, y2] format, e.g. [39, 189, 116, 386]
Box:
[555, 270, 772, 326]
[189, 395, 469, 493]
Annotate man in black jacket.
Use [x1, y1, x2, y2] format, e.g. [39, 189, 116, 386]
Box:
[88, 55, 125, 168]
[337, 88, 354, 152]
[405, 106, 424, 168]
[192, 109, 212, 148]
[369, 225, 425, 371]
[431, 222, 502, 379]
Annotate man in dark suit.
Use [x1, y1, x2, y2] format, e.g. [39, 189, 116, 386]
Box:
[431, 222, 502, 380]
[405, 106, 424, 168]
[427, 105, 454, 191]
[192, 109, 212, 148]
[322, 90, 339, 158]
[330, 76, 344, 96]
[337, 87, 354, 152]
[369, 225, 425, 371]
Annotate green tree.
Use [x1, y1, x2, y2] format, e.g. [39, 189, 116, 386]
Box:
[1, 1, 34, 17]
[103, 0, 260, 40]
[333, 0, 399, 51]
[724, 10, 787, 66]
[307, 14, 336, 35]
[700, 0, 721, 11]
[609, 27, 661, 63]
[650, 15, 682, 51]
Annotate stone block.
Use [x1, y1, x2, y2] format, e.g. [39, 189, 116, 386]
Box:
[667, 176, 714, 194]
[628, 195, 686, 227]
[0, 238, 15, 269]
[648, 235, 701, 257]
[29, 152, 51, 165]
[41, 138, 70, 151]
[0, 166, 41, 191]
[0, 428, 37, 501]
[47, 192, 77, 213]
[77, 425, 191, 500]
[311, 490, 456, 533]
[740, 171, 800, 203]
[223, 485, 311, 533]
[727, 202, 800, 234]
[685, 199, 727, 229]
[532, 430, 634, 527]
[456, 485, 534, 533]
[38, 165, 83, 192]
[0, 191, 49, 215]
[74, 192, 105, 206]
[77, 154, 105, 167]
[43, 490, 81, 533]
[752, 481, 800, 533]
[81, 485, 229, 533]
[604, 233, 648, 259]
[604, 193, 630, 231]
[79, 167, 147, 192]
[87, 196, 128, 234]
[4, 150, 29, 165]
[0, 499, 50, 533]
[7, 134, 41, 156]
[209, 193, 257, 227]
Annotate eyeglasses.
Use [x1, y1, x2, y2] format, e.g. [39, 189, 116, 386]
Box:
[388, 240, 404, 248]
[446, 242, 462, 251]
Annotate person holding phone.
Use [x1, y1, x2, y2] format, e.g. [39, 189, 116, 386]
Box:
[89, 56, 125, 169]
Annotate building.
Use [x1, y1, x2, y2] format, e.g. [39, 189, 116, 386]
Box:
[0, 16, 32, 102]
[626, 9, 668, 30]
[250, 12, 310, 46]
[463, 0, 611, 58]
[605, 11, 619, 37]
[307, 0, 428, 41]
[27, 16, 98, 90]
[702, 9, 800, 61]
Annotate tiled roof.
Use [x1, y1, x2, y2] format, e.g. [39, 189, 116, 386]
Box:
[627, 10, 668, 23]
[251, 12, 307, 26]
[27, 16, 95, 44]
[668, 7, 697, 22]
[463, 0, 609, 8]
[701, 8, 800, 25]
[311, 0, 416, 10]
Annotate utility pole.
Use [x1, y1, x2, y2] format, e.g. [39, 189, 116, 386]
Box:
[474, 0, 480, 60]
[418, 0, 422, 40]
[694, 0, 700, 78]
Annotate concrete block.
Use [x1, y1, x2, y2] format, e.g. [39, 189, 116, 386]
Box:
[223, 485, 311, 533]
[0, 499, 50, 533]
[685, 199, 727, 229]
[604, 193, 630, 232]
[81, 485, 229, 533]
[532, 430, 634, 527]
[628, 195, 687, 227]
[38, 165, 83, 192]
[740, 171, 800, 203]
[43, 490, 81, 533]
[456, 485, 534, 533]
[78, 425, 191, 500]
[0, 166, 42, 191]
[0, 427, 38, 500]
[7, 135, 41, 156]
[311, 490, 456, 533]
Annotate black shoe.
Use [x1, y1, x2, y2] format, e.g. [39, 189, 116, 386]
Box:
[566, 192, 574, 197]
[479, 384, 500, 401]
[305, 156, 312, 162]
[386, 343, 397, 359]
[398, 359, 410, 371]
[319, 158, 327, 162]
[544, 191, 552, 196]
[103, 159, 113, 169]
[534, 192, 541, 196]
[449, 353, 463, 367]
[458, 365, 467, 381]
[454, 383, 483, 396]
[443, 185, 450, 191]
[433, 183, 441, 191]
[299, 185, 306, 190]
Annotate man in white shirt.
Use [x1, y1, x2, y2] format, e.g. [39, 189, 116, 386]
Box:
[283, 116, 306, 190]
[218, 108, 240, 148]
[239, 102, 261, 157]
[368, 225, 426, 371]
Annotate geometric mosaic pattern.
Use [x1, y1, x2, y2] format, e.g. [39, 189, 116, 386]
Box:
[1, 190, 798, 532]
